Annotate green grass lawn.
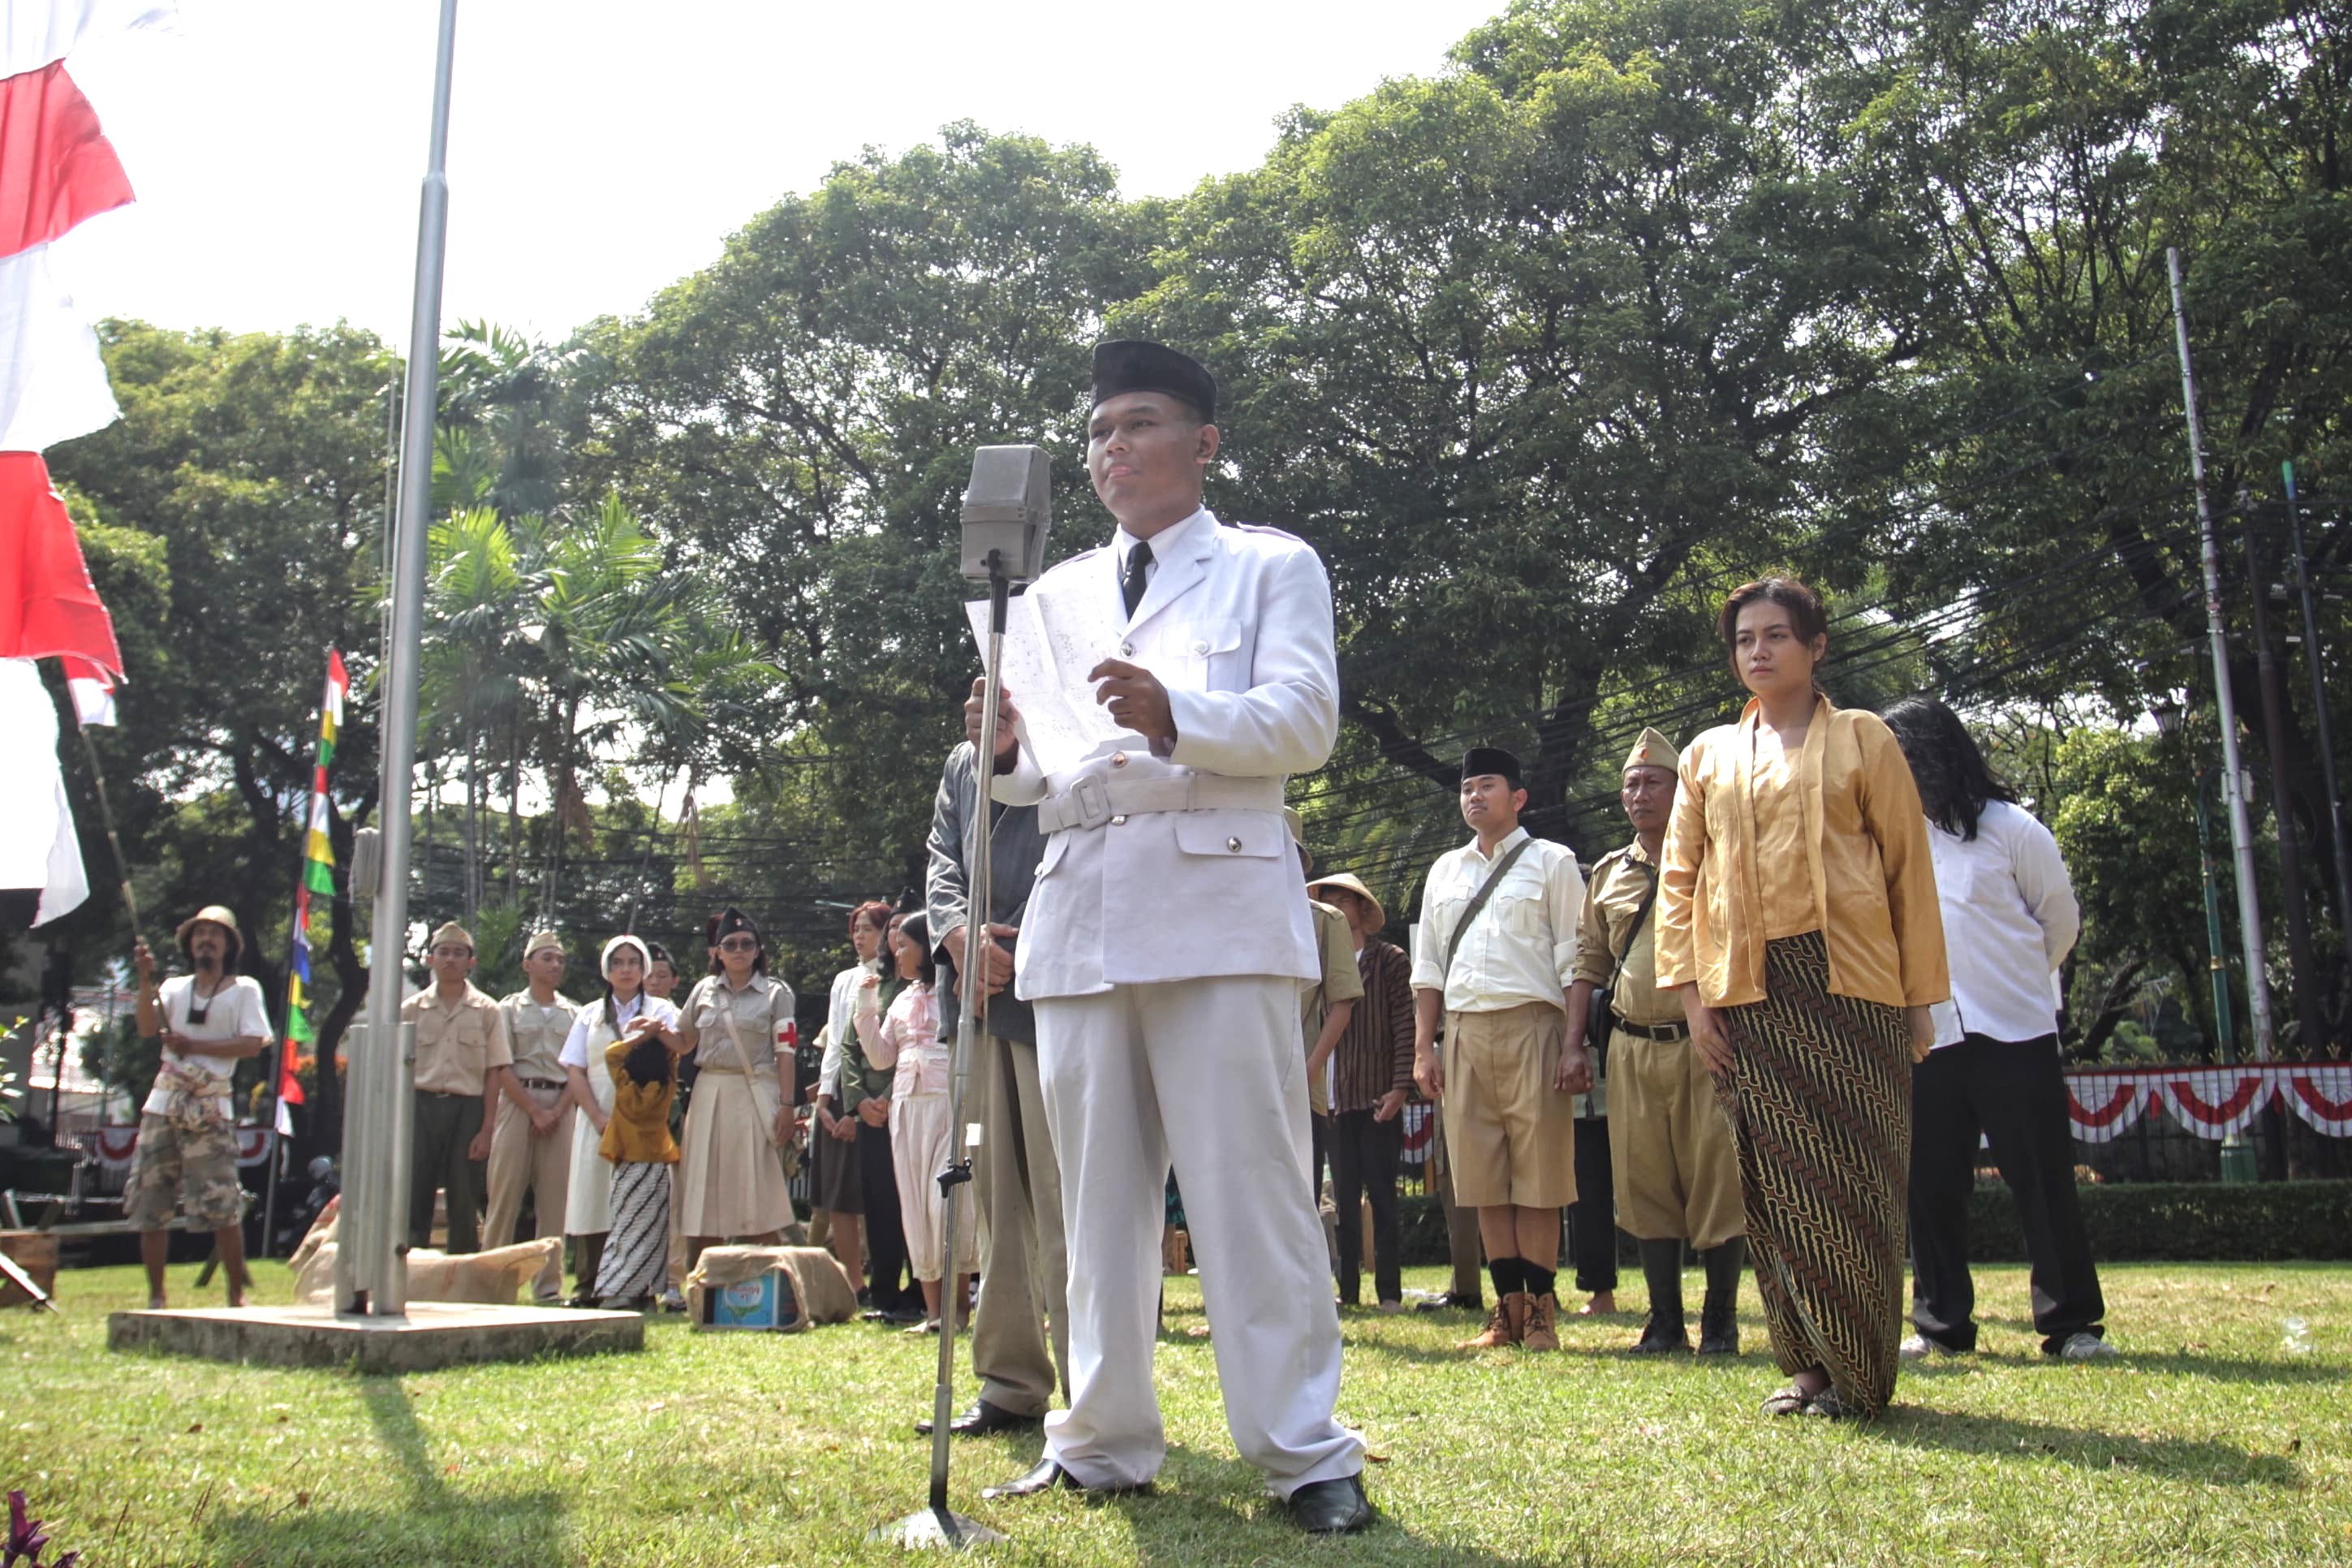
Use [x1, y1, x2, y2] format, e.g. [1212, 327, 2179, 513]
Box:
[5, 1260, 2347, 1566]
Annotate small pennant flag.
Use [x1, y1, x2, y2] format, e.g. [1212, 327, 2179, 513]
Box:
[278, 649, 347, 1111]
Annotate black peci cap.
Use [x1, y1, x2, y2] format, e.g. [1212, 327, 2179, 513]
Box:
[1091, 340, 1216, 424]
[1461, 747, 1523, 787]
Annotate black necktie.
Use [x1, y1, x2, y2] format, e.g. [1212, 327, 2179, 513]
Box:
[1121, 540, 1153, 619]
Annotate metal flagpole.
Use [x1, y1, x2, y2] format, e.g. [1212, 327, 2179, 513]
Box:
[339, 0, 459, 1318]
[2167, 247, 2277, 1061]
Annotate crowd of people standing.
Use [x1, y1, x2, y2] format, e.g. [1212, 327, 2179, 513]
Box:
[116, 338, 2123, 1539]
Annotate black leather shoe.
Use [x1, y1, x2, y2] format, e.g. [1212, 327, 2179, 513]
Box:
[1289, 1475, 1372, 1534]
[914, 1399, 1042, 1438]
[980, 1458, 1151, 1501]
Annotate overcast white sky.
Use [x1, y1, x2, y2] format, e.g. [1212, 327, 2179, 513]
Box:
[59, 0, 1507, 349]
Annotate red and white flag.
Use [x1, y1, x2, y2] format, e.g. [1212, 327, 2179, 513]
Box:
[0, 0, 165, 924]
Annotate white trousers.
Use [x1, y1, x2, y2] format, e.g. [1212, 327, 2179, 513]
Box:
[1035, 975, 1363, 1497]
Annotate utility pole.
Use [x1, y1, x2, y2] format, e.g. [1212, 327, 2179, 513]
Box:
[2239, 485, 2323, 1052]
[2282, 461, 2352, 981]
[2168, 248, 2277, 1060]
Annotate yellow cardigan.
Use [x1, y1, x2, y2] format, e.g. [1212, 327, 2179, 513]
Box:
[599, 1038, 680, 1165]
[1656, 695, 1949, 1010]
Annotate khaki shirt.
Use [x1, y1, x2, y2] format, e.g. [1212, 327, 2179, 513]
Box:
[676, 972, 797, 1075]
[403, 982, 512, 1096]
[1300, 898, 1365, 1115]
[499, 990, 579, 1083]
[1572, 839, 1678, 1027]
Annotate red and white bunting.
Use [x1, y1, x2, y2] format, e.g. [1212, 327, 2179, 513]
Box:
[2065, 1062, 2352, 1142]
[2281, 1065, 2352, 1139]
[2062, 1072, 2152, 1144]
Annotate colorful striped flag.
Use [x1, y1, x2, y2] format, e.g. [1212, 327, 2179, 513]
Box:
[279, 648, 348, 1119]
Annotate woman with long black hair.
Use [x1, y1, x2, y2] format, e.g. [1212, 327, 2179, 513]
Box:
[1656, 576, 1949, 1419]
[558, 935, 681, 1305]
[1881, 696, 2113, 1364]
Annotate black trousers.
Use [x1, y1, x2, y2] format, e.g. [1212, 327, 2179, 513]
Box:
[1329, 1108, 1404, 1305]
[856, 1113, 918, 1309]
[1565, 1114, 1618, 1293]
[1909, 1033, 2105, 1354]
[409, 1089, 485, 1252]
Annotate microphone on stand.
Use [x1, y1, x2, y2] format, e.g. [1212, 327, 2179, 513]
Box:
[872, 443, 1051, 1552]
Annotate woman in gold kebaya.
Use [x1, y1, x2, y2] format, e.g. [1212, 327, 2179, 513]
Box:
[1655, 576, 1948, 1419]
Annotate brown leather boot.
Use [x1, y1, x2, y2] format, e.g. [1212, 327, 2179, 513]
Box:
[1521, 1291, 1562, 1351]
[1458, 1291, 1529, 1350]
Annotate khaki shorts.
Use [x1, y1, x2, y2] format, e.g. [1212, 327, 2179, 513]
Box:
[1441, 1004, 1577, 1208]
[124, 1112, 245, 1230]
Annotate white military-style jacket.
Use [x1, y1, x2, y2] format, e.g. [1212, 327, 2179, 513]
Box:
[993, 506, 1338, 998]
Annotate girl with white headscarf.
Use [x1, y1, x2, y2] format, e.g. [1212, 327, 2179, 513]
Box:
[558, 935, 681, 1305]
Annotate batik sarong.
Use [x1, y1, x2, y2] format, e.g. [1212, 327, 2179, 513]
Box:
[1720, 931, 1910, 1416]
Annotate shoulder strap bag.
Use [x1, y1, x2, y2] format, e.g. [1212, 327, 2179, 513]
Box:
[716, 993, 783, 1149]
[1440, 837, 1539, 980]
[1589, 859, 1661, 1072]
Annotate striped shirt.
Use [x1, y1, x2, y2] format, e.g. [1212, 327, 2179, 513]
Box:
[1330, 939, 1415, 1114]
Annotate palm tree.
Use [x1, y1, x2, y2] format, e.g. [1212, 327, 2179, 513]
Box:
[419, 505, 532, 920]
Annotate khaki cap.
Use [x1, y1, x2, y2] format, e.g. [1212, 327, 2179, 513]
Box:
[1305, 872, 1385, 933]
[522, 929, 566, 961]
[428, 921, 476, 954]
[1623, 727, 1681, 775]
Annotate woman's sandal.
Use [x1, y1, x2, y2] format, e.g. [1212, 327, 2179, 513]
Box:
[1760, 1383, 1811, 1416]
[1802, 1387, 1862, 1420]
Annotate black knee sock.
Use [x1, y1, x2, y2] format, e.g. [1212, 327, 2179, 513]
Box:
[1523, 1264, 1557, 1301]
[1488, 1257, 1523, 1299]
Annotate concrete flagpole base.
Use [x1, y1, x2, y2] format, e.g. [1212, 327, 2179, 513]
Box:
[107, 1300, 644, 1373]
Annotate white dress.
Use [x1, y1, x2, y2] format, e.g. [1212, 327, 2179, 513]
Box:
[560, 993, 678, 1234]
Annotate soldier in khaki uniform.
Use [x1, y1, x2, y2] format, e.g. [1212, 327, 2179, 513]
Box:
[485, 930, 579, 1300]
[402, 920, 516, 1253]
[1567, 729, 1745, 1355]
[1288, 809, 1362, 1211]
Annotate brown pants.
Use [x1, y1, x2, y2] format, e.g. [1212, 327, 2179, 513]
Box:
[1609, 1029, 1742, 1248]
[1441, 1003, 1577, 1208]
[484, 1084, 575, 1299]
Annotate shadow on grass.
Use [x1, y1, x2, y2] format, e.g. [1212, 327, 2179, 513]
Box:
[1063, 1446, 1557, 1567]
[1871, 1403, 2303, 1485]
[1896, 1345, 2340, 1387]
[200, 1376, 566, 1566]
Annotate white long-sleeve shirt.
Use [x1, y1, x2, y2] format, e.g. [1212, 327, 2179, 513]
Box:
[1411, 826, 1587, 1014]
[1925, 799, 2081, 1048]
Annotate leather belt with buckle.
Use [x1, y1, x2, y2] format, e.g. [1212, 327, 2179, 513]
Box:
[1612, 1018, 1691, 1041]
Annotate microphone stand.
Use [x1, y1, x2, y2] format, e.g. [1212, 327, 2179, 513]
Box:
[873, 551, 1010, 1550]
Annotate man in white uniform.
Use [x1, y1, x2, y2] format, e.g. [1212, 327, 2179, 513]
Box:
[967, 341, 1370, 1533]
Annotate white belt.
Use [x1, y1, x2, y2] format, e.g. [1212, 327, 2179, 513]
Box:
[1035, 771, 1285, 833]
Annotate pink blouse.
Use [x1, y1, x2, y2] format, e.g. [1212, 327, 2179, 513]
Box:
[855, 981, 950, 1097]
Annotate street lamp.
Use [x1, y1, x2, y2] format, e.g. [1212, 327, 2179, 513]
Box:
[2150, 700, 2258, 1183]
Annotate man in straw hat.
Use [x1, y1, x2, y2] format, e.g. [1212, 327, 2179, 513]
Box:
[1287, 808, 1361, 1221]
[400, 921, 516, 1254]
[1303, 868, 1415, 1314]
[1569, 728, 1746, 1355]
[485, 930, 580, 1301]
[127, 906, 272, 1307]
[966, 340, 1371, 1531]
[1411, 745, 1590, 1353]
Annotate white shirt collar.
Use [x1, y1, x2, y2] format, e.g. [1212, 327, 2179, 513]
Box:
[1114, 505, 1214, 567]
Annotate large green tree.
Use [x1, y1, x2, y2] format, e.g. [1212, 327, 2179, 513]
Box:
[44, 321, 396, 1129]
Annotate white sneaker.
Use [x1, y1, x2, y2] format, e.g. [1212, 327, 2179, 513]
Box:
[2058, 1332, 2117, 1363]
[1899, 1333, 1964, 1361]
